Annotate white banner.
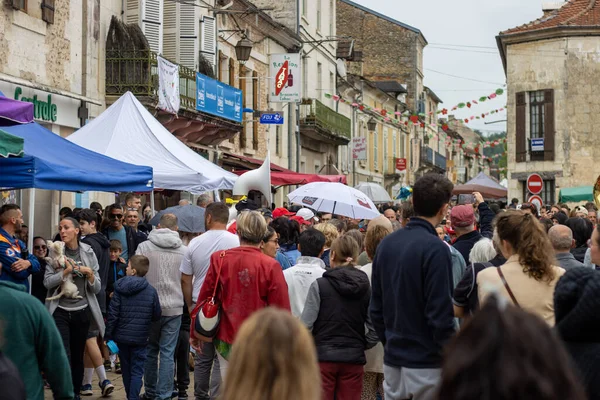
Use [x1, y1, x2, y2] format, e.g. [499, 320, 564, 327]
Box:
[157, 56, 180, 114]
[352, 137, 367, 160]
[269, 54, 301, 103]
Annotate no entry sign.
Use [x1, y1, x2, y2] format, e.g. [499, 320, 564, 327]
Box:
[527, 173, 543, 195]
[528, 195, 543, 211]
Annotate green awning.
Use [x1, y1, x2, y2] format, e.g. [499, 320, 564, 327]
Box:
[0, 129, 24, 158]
[558, 186, 594, 203]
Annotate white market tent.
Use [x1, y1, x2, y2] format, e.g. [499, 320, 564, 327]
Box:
[68, 92, 237, 193]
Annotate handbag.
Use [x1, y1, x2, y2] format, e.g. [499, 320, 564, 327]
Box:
[193, 251, 226, 342]
[497, 266, 520, 307]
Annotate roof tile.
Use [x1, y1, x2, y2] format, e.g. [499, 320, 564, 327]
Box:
[501, 0, 600, 35]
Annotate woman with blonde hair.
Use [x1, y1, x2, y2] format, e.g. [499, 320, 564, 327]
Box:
[477, 210, 565, 326]
[301, 235, 378, 400]
[221, 307, 321, 400]
[314, 222, 339, 268]
[191, 211, 291, 378]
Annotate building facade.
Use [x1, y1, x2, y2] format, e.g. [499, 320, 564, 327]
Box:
[497, 0, 600, 205]
[0, 0, 121, 237]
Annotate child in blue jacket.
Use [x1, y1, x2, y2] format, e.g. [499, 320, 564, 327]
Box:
[105, 255, 161, 400]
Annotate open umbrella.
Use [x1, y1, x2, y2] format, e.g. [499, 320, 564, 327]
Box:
[287, 182, 380, 220]
[0, 129, 24, 158]
[354, 182, 392, 203]
[149, 204, 206, 233]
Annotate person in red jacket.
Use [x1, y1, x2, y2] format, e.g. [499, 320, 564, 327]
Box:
[192, 210, 291, 379]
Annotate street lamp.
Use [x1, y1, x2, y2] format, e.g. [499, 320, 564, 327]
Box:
[367, 117, 377, 132]
[235, 38, 253, 64]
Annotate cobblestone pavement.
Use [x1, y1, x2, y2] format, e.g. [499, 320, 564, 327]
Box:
[43, 370, 196, 400]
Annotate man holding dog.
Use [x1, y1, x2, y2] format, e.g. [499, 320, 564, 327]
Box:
[0, 204, 40, 289]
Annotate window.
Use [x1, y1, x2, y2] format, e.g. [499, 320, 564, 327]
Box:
[330, 71, 335, 107]
[315, 163, 320, 173]
[302, 57, 308, 100]
[523, 179, 555, 205]
[11, 0, 26, 11]
[400, 133, 405, 158]
[383, 128, 388, 171]
[373, 131, 379, 170]
[228, 58, 235, 87]
[252, 71, 259, 150]
[529, 91, 545, 139]
[393, 131, 397, 159]
[302, 0, 307, 18]
[317, 62, 322, 99]
[239, 67, 247, 148]
[317, 0, 322, 31]
[329, 0, 334, 36]
[275, 125, 281, 155]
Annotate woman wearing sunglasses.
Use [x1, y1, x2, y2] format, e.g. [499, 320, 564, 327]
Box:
[31, 236, 49, 304]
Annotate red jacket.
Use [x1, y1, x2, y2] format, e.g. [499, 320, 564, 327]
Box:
[193, 247, 290, 346]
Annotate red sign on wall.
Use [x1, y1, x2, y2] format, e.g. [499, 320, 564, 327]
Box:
[395, 158, 407, 171]
[527, 173, 543, 195]
[274, 61, 289, 96]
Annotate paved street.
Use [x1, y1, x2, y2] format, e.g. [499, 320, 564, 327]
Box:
[43, 370, 196, 400]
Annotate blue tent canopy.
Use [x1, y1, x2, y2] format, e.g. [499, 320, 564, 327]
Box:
[0, 123, 153, 192]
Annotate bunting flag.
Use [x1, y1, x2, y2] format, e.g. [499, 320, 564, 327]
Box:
[440, 88, 505, 115]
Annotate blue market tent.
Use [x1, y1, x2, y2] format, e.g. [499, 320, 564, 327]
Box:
[0, 122, 153, 192]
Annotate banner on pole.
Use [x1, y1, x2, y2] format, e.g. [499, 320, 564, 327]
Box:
[352, 137, 367, 160]
[157, 56, 180, 114]
[269, 54, 301, 103]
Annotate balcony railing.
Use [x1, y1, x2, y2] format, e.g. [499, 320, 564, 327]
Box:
[300, 99, 351, 140]
[105, 49, 197, 110]
[421, 146, 447, 171]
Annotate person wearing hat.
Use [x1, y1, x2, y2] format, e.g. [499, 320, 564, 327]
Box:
[273, 207, 295, 220]
[227, 199, 260, 235]
[451, 192, 494, 265]
[296, 208, 319, 226]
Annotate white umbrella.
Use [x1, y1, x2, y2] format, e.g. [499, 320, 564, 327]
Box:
[287, 182, 381, 220]
[354, 182, 392, 203]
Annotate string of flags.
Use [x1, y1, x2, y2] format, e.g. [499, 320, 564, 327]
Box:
[440, 88, 505, 115]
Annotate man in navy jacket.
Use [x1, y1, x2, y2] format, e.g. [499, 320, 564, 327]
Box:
[370, 173, 456, 400]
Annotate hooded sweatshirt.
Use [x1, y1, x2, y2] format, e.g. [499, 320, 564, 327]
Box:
[82, 232, 111, 313]
[554, 268, 600, 399]
[135, 228, 186, 317]
[301, 266, 379, 364]
[105, 276, 161, 346]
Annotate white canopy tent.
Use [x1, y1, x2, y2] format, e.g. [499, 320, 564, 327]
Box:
[68, 92, 237, 194]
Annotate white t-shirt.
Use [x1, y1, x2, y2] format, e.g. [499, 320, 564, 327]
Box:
[179, 230, 240, 302]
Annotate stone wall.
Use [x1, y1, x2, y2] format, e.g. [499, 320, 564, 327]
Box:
[249, 0, 297, 32]
[336, 0, 421, 110]
[505, 37, 600, 202]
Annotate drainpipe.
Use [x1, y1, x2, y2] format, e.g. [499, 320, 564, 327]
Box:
[296, 0, 301, 173]
[288, 102, 293, 170]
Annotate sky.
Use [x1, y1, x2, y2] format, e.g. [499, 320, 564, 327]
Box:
[352, 0, 544, 135]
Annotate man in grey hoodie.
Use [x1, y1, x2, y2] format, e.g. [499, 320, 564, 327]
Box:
[136, 214, 187, 400]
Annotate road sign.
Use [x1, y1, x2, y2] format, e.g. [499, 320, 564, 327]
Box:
[528, 195, 543, 211]
[527, 173, 543, 194]
[395, 158, 407, 171]
[259, 112, 284, 125]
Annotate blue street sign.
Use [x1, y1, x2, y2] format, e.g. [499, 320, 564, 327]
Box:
[260, 112, 284, 125]
[531, 138, 544, 152]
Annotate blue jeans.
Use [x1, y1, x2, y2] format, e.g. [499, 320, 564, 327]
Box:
[144, 315, 182, 400]
[119, 343, 147, 400]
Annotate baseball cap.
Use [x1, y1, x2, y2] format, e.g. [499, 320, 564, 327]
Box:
[450, 205, 475, 228]
[575, 205, 589, 216]
[273, 207, 295, 219]
[296, 208, 318, 222]
[259, 208, 273, 219]
[235, 199, 259, 212]
[290, 215, 311, 225]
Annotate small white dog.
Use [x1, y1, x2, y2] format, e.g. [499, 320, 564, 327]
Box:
[45, 240, 83, 301]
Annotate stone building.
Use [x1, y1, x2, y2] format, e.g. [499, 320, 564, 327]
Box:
[252, 0, 351, 178]
[0, 0, 121, 238]
[336, 0, 426, 112]
[444, 116, 489, 184]
[497, 0, 600, 204]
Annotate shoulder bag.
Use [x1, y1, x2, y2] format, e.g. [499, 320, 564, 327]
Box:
[194, 251, 226, 342]
[497, 266, 520, 307]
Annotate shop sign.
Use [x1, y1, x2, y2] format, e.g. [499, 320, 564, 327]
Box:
[269, 54, 301, 103]
[352, 137, 367, 160]
[0, 81, 81, 128]
[196, 73, 242, 123]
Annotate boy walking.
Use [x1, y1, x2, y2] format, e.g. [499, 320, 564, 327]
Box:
[105, 255, 161, 400]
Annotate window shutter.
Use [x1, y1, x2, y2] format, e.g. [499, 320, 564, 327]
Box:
[544, 89, 555, 161]
[125, 0, 140, 25]
[239, 67, 247, 148]
[200, 16, 216, 67]
[162, 0, 177, 61]
[41, 0, 55, 24]
[141, 0, 163, 54]
[515, 91, 526, 163]
[252, 70, 259, 150]
[179, 1, 197, 69]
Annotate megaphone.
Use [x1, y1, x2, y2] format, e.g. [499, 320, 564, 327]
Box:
[232, 151, 272, 204]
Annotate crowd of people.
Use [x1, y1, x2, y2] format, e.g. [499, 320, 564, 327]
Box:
[1, 178, 600, 400]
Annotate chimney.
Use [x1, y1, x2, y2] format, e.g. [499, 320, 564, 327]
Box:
[542, 2, 565, 16]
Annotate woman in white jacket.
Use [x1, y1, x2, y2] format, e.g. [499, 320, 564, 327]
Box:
[360, 224, 392, 400]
